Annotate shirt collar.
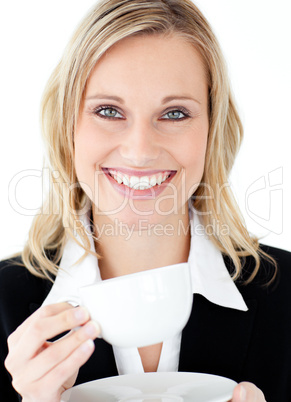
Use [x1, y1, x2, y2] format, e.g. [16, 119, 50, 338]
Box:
[188, 202, 248, 311]
[43, 206, 248, 312]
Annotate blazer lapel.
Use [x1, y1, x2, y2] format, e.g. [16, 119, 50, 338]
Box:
[179, 294, 258, 382]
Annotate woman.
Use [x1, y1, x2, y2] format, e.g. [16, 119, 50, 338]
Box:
[0, 0, 290, 401]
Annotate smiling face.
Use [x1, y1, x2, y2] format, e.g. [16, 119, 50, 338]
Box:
[75, 34, 209, 228]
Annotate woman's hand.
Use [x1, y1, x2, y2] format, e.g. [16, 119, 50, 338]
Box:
[4, 302, 100, 402]
[229, 382, 266, 401]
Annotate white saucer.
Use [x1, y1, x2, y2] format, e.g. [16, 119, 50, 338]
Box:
[61, 372, 237, 402]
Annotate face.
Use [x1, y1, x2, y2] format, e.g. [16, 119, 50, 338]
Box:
[75, 34, 209, 228]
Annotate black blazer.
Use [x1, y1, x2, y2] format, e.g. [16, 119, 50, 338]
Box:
[1, 244, 291, 402]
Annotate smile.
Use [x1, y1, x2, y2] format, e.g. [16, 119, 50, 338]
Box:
[108, 169, 172, 190]
[102, 167, 177, 199]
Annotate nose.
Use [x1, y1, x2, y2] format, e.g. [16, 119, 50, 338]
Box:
[118, 120, 160, 167]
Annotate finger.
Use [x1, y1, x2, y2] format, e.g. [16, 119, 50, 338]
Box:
[31, 339, 96, 400]
[7, 303, 74, 347]
[16, 305, 90, 360]
[6, 305, 90, 373]
[48, 339, 96, 390]
[5, 303, 75, 375]
[12, 339, 95, 400]
[23, 321, 100, 382]
[231, 382, 266, 401]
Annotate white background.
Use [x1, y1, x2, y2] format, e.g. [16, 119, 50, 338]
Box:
[0, 0, 290, 260]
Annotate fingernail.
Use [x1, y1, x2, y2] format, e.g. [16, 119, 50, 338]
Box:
[240, 385, 247, 401]
[84, 321, 101, 337]
[74, 307, 88, 321]
[80, 338, 94, 353]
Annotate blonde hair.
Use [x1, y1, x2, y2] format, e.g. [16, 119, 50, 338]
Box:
[20, 0, 276, 284]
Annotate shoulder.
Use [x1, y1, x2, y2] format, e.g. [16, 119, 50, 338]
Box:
[0, 258, 54, 400]
[0, 256, 53, 334]
[258, 243, 291, 268]
[234, 244, 291, 307]
[0, 256, 52, 299]
[247, 243, 291, 286]
[223, 243, 291, 308]
[224, 243, 291, 284]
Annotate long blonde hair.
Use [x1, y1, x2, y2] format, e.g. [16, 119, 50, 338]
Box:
[21, 0, 276, 283]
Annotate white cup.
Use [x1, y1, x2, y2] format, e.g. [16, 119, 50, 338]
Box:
[79, 263, 193, 348]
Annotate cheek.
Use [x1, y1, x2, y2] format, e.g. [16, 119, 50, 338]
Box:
[74, 120, 109, 182]
[74, 144, 94, 201]
[182, 129, 208, 193]
[74, 132, 108, 202]
[74, 135, 96, 183]
[181, 126, 208, 171]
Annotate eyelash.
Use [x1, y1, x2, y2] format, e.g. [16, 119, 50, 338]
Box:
[92, 105, 192, 122]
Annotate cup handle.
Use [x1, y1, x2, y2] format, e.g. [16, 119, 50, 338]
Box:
[56, 296, 103, 339]
[56, 296, 81, 307]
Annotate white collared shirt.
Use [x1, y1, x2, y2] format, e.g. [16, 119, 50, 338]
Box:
[42, 203, 248, 375]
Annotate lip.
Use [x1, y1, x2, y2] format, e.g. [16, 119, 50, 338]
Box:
[101, 167, 177, 200]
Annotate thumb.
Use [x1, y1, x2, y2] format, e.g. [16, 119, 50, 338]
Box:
[231, 384, 247, 401]
[230, 382, 266, 401]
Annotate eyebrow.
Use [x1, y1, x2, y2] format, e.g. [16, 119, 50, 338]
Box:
[161, 95, 201, 105]
[85, 94, 125, 103]
[85, 94, 201, 105]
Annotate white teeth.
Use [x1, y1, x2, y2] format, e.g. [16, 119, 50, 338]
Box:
[131, 176, 151, 190]
[116, 172, 123, 184]
[157, 174, 163, 185]
[122, 174, 130, 186]
[141, 176, 150, 187]
[108, 169, 170, 189]
[150, 176, 157, 186]
[130, 176, 139, 188]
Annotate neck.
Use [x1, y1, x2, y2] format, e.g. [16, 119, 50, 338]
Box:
[92, 208, 191, 280]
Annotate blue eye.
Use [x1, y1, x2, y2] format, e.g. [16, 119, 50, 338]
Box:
[161, 108, 190, 121]
[93, 106, 191, 121]
[94, 106, 124, 120]
[163, 111, 185, 120]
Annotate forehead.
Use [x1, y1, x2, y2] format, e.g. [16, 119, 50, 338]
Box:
[85, 34, 208, 101]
